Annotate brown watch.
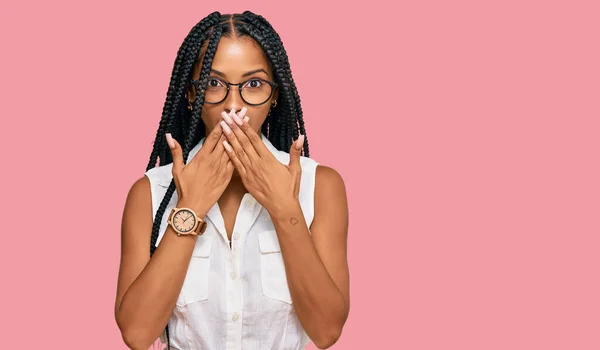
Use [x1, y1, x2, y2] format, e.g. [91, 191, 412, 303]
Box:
[167, 207, 207, 236]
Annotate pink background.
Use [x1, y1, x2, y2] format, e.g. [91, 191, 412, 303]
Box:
[1, 0, 599, 349]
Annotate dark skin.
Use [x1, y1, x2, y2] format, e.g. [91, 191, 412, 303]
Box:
[186, 36, 280, 241]
[115, 35, 349, 349]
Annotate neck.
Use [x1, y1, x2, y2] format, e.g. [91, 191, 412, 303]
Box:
[227, 172, 246, 192]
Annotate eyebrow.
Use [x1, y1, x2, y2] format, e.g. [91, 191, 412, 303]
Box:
[211, 68, 269, 78]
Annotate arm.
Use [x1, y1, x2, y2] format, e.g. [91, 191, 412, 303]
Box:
[271, 165, 350, 349]
[216, 116, 350, 348]
[114, 176, 207, 350]
[116, 128, 232, 349]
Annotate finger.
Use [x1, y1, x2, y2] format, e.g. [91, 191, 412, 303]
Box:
[188, 126, 224, 168]
[203, 123, 224, 152]
[220, 141, 229, 164]
[288, 134, 304, 171]
[222, 110, 260, 160]
[234, 107, 268, 157]
[223, 139, 246, 176]
[213, 134, 226, 155]
[226, 159, 235, 175]
[166, 133, 184, 174]
[220, 117, 253, 169]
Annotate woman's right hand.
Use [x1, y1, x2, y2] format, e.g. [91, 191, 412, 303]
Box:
[165, 125, 234, 217]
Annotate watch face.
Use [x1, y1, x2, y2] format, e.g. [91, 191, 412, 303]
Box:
[173, 209, 196, 233]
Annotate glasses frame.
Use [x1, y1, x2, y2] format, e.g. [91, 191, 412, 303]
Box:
[191, 76, 278, 106]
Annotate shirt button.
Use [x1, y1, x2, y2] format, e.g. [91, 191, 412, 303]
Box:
[230, 271, 237, 280]
[232, 313, 240, 322]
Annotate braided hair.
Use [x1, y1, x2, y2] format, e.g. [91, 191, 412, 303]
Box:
[144, 11, 310, 349]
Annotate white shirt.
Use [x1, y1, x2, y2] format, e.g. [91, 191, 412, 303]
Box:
[144, 133, 319, 350]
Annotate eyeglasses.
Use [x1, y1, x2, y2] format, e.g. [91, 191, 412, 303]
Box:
[191, 77, 278, 106]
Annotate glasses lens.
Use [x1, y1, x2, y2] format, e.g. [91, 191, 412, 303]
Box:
[241, 79, 273, 105]
[205, 78, 227, 103]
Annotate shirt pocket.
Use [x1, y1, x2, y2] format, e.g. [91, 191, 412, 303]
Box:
[258, 230, 293, 304]
[176, 235, 212, 307]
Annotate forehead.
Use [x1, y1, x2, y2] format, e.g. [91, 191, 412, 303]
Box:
[202, 36, 270, 76]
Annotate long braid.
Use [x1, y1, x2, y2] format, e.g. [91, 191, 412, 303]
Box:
[145, 11, 222, 350]
[146, 13, 222, 171]
[149, 10, 221, 257]
[253, 14, 310, 156]
[143, 11, 311, 349]
[157, 23, 223, 350]
[185, 26, 223, 154]
[165, 14, 224, 165]
[240, 12, 309, 156]
[259, 15, 310, 156]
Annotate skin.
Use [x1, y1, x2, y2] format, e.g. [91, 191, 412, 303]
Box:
[115, 35, 350, 349]
[187, 36, 280, 239]
[188, 36, 278, 142]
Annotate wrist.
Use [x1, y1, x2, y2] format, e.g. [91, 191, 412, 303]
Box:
[268, 198, 302, 221]
[176, 199, 209, 218]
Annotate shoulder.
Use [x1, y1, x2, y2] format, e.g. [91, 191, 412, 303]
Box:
[315, 164, 347, 203]
[126, 175, 151, 207]
[122, 175, 153, 231]
[315, 164, 346, 191]
[312, 164, 349, 229]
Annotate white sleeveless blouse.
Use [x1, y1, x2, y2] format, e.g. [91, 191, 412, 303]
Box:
[144, 133, 319, 350]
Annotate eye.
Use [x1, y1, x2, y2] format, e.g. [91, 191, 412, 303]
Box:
[207, 77, 225, 88]
[244, 79, 264, 89]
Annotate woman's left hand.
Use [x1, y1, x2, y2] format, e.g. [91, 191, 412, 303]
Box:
[219, 107, 305, 215]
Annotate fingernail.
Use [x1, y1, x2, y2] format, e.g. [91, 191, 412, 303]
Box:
[166, 133, 175, 149]
[232, 113, 243, 126]
[220, 120, 232, 134]
[231, 108, 237, 115]
[244, 116, 249, 122]
[238, 107, 248, 119]
[223, 140, 233, 152]
[295, 134, 305, 150]
[221, 111, 233, 125]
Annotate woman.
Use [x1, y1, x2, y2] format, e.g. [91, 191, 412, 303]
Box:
[115, 11, 350, 350]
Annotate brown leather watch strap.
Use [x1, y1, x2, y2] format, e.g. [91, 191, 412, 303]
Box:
[194, 218, 207, 234]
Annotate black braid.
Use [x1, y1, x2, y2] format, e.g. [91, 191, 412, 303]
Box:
[143, 11, 310, 348]
[241, 12, 310, 155]
[145, 11, 222, 350]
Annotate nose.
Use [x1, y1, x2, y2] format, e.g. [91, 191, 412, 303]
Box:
[223, 87, 244, 114]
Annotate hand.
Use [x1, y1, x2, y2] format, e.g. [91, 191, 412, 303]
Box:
[165, 125, 235, 217]
[219, 107, 305, 215]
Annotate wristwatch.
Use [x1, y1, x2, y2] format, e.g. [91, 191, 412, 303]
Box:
[167, 207, 207, 236]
